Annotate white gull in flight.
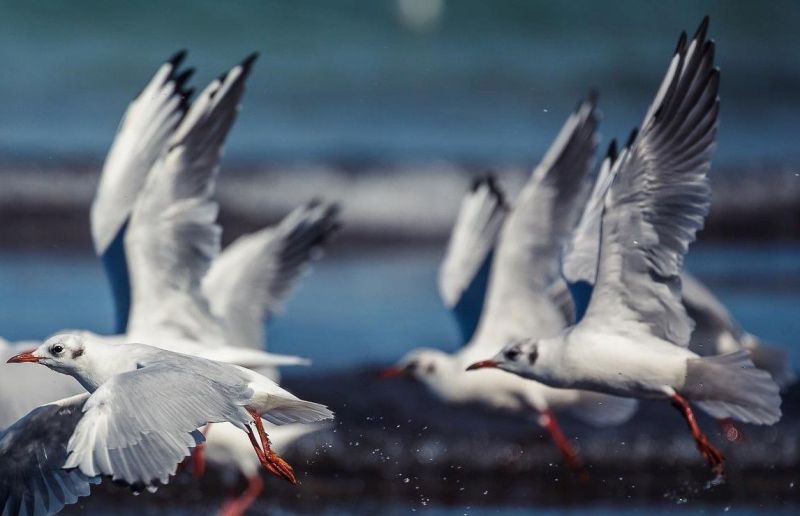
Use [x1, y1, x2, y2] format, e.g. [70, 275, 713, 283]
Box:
[468, 17, 781, 480]
[1, 334, 334, 515]
[384, 94, 637, 477]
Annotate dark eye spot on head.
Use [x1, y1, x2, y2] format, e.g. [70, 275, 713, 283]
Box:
[528, 347, 538, 364]
[404, 361, 418, 374]
[72, 348, 84, 359]
[50, 344, 64, 356]
[504, 346, 521, 361]
[425, 363, 436, 375]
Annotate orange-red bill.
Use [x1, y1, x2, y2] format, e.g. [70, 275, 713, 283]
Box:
[379, 367, 404, 379]
[6, 350, 40, 364]
[466, 360, 498, 371]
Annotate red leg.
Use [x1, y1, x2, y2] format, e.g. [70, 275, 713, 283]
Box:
[671, 393, 725, 478]
[192, 425, 210, 478]
[218, 474, 264, 516]
[719, 418, 745, 443]
[538, 409, 588, 481]
[246, 408, 297, 484]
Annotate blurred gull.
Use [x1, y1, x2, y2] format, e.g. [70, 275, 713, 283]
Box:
[1, 334, 334, 516]
[384, 94, 637, 477]
[1, 51, 341, 514]
[469, 18, 782, 480]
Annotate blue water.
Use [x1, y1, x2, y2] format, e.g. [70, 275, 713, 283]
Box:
[2, 243, 799, 373]
[0, 1, 798, 165]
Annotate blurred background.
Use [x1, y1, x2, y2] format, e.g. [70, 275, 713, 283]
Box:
[1, 1, 799, 513]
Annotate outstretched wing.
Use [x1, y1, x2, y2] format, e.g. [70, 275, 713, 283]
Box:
[0, 394, 97, 516]
[64, 356, 254, 488]
[203, 200, 341, 350]
[582, 18, 719, 347]
[470, 94, 598, 351]
[125, 54, 257, 343]
[561, 140, 619, 321]
[91, 50, 193, 255]
[91, 51, 194, 333]
[438, 176, 508, 344]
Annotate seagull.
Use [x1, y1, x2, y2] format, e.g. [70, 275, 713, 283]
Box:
[468, 17, 782, 479]
[385, 95, 637, 477]
[1, 334, 334, 516]
[0, 53, 332, 430]
[561, 137, 793, 444]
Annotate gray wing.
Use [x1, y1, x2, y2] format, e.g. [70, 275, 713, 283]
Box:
[437, 176, 508, 344]
[561, 141, 620, 321]
[469, 94, 598, 352]
[90, 51, 193, 254]
[64, 355, 253, 489]
[203, 200, 341, 350]
[682, 270, 742, 354]
[0, 394, 98, 516]
[562, 140, 619, 287]
[583, 18, 719, 347]
[125, 54, 257, 343]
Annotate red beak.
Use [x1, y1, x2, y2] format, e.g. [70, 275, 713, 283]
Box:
[379, 367, 404, 379]
[466, 359, 498, 371]
[7, 350, 41, 364]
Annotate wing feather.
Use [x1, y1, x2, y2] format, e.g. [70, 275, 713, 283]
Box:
[125, 54, 257, 342]
[90, 50, 193, 254]
[64, 357, 254, 487]
[203, 200, 340, 350]
[582, 18, 719, 347]
[469, 94, 599, 352]
[438, 176, 508, 343]
[0, 395, 98, 516]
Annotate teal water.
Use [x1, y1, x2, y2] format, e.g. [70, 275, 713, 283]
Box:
[0, 1, 797, 164]
[1, 243, 799, 373]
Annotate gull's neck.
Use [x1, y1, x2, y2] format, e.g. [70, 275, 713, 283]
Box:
[69, 342, 141, 392]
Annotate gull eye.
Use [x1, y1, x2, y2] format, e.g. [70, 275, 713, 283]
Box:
[504, 346, 521, 361]
[50, 344, 64, 356]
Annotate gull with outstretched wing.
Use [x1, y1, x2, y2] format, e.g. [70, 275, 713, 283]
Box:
[471, 18, 781, 480]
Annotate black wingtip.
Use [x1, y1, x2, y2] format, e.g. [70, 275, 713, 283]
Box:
[471, 173, 507, 208]
[575, 89, 599, 113]
[694, 16, 710, 42]
[674, 31, 688, 55]
[588, 88, 599, 106]
[625, 128, 639, 148]
[241, 52, 260, 73]
[168, 49, 188, 67]
[606, 139, 618, 162]
[173, 68, 195, 90]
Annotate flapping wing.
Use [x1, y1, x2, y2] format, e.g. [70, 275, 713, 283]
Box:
[473, 94, 599, 347]
[682, 271, 742, 350]
[91, 51, 194, 333]
[125, 54, 257, 343]
[91, 50, 193, 255]
[0, 394, 98, 516]
[561, 141, 619, 321]
[64, 356, 253, 488]
[582, 18, 719, 347]
[438, 176, 509, 344]
[203, 200, 341, 350]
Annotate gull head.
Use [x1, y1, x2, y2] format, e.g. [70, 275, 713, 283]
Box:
[7, 333, 88, 374]
[466, 338, 540, 378]
[381, 348, 452, 383]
